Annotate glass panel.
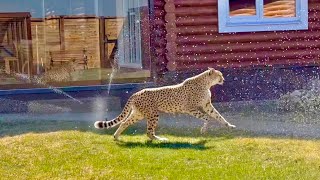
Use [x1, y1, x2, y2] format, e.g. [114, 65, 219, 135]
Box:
[0, 0, 151, 88]
[264, 0, 296, 18]
[229, 0, 256, 16]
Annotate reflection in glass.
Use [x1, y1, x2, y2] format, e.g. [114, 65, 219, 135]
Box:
[229, 0, 256, 16]
[0, 0, 151, 88]
[264, 0, 296, 18]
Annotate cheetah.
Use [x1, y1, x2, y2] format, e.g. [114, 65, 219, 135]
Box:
[37, 59, 84, 83]
[94, 68, 236, 141]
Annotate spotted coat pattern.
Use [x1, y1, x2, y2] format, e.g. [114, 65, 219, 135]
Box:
[94, 68, 236, 141]
[37, 59, 84, 83]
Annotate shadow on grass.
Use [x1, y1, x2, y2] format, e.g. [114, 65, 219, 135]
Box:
[116, 139, 210, 150]
[0, 118, 237, 138]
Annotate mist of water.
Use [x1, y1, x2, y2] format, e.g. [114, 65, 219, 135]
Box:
[107, 68, 116, 95]
[107, 53, 119, 95]
[13, 72, 83, 104]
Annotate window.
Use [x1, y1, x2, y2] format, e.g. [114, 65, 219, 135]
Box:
[116, 0, 144, 69]
[218, 0, 308, 33]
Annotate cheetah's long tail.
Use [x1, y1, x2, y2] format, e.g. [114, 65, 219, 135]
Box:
[94, 100, 132, 129]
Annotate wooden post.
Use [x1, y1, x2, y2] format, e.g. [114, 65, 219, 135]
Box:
[59, 16, 65, 50]
[99, 17, 107, 68]
[17, 21, 22, 72]
[26, 16, 33, 75]
[12, 22, 17, 56]
[7, 23, 12, 45]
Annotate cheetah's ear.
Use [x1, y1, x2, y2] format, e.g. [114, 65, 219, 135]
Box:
[208, 67, 214, 75]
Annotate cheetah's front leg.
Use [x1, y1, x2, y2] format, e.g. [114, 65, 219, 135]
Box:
[187, 109, 212, 134]
[203, 102, 236, 128]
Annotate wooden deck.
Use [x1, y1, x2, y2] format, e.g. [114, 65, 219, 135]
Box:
[0, 68, 151, 87]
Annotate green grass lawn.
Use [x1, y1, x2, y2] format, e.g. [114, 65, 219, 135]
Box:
[0, 119, 320, 179]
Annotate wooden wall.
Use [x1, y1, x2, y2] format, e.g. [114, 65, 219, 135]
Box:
[31, 16, 108, 69]
[153, 0, 320, 73]
[64, 18, 100, 68]
[105, 18, 124, 62]
[152, 0, 320, 101]
[31, 16, 126, 70]
[0, 22, 9, 46]
[31, 21, 47, 66]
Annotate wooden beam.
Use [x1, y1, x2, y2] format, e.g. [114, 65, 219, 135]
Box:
[0, 12, 31, 18]
[7, 22, 12, 45]
[17, 21, 22, 72]
[26, 17, 33, 75]
[99, 17, 108, 68]
[59, 16, 65, 50]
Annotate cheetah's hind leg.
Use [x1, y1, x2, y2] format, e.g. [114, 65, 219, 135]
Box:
[113, 109, 143, 141]
[146, 113, 168, 142]
[201, 121, 209, 134]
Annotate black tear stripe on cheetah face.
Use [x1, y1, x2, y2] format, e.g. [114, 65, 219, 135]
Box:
[94, 68, 236, 141]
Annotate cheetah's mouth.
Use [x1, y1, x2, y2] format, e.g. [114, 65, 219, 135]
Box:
[218, 79, 224, 85]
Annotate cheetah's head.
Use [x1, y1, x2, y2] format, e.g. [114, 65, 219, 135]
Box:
[207, 67, 225, 86]
[68, 59, 87, 71]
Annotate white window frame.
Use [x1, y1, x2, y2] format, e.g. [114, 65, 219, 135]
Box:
[218, 0, 308, 33]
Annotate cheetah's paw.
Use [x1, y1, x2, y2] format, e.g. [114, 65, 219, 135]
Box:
[154, 136, 169, 142]
[227, 124, 236, 129]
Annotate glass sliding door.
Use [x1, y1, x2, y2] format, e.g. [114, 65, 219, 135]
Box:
[0, 0, 151, 89]
[116, 0, 146, 69]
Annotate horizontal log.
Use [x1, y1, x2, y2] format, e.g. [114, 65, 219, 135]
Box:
[175, 21, 320, 36]
[176, 32, 320, 45]
[176, 49, 320, 62]
[154, 18, 165, 26]
[309, 0, 320, 3]
[175, 6, 217, 16]
[176, 25, 218, 35]
[177, 40, 320, 55]
[174, 58, 320, 71]
[174, 0, 217, 7]
[155, 9, 166, 17]
[309, 11, 320, 19]
[176, 16, 218, 26]
[309, 3, 320, 11]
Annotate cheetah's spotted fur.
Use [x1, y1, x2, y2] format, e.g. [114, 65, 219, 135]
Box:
[94, 68, 236, 141]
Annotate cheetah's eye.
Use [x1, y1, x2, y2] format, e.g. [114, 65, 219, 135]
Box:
[208, 71, 212, 76]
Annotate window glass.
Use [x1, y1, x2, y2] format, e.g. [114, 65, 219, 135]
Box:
[229, 0, 256, 16]
[264, 0, 296, 18]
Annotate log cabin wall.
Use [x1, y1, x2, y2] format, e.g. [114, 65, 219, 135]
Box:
[156, 0, 320, 72]
[153, 0, 320, 101]
[153, 0, 168, 74]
